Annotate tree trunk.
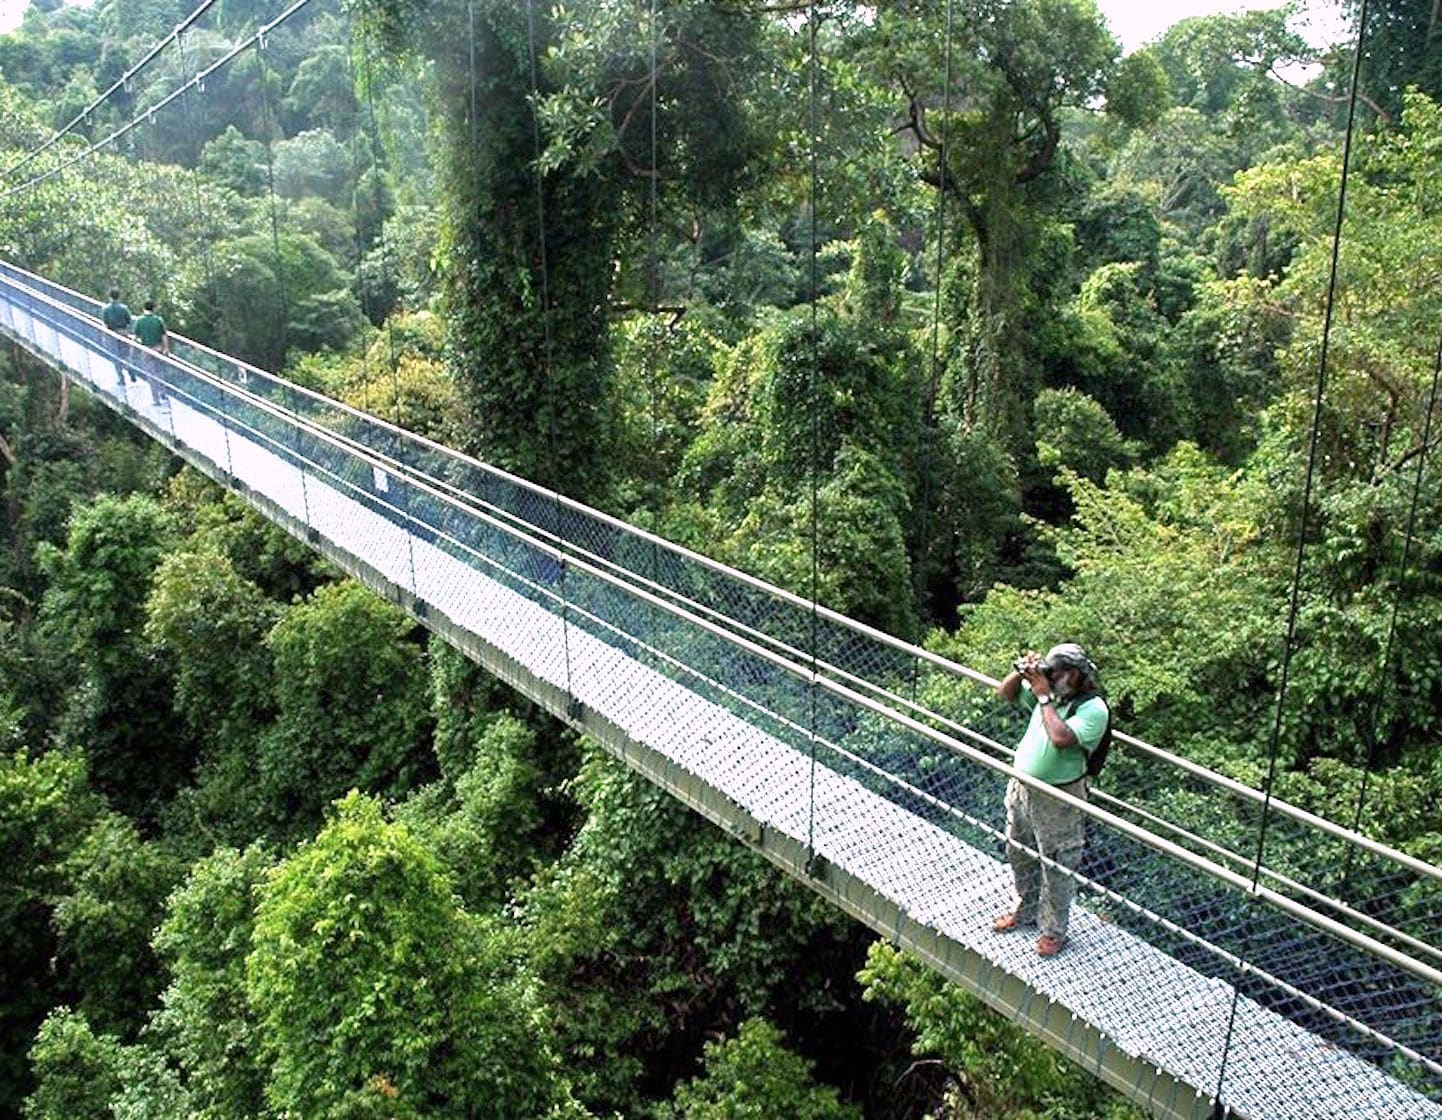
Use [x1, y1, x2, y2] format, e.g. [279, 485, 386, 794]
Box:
[958, 195, 1029, 453]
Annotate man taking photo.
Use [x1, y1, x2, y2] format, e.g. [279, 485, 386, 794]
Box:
[992, 643, 1108, 957]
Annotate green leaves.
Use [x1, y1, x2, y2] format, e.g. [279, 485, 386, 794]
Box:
[145, 546, 279, 740]
[261, 581, 432, 834]
[1106, 50, 1171, 130]
[1033, 387, 1137, 482]
[0, 749, 101, 1112]
[23, 1008, 123, 1120]
[519, 748, 855, 1115]
[151, 843, 274, 1120]
[247, 792, 562, 1119]
[659, 1017, 861, 1120]
[182, 231, 364, 372]
[50, 814, 184, 1037]
[860, 941, 1135, 1119]
[37, 493, 174, 671]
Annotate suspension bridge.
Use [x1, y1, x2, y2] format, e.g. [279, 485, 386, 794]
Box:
[1, 259, 1439, 1119]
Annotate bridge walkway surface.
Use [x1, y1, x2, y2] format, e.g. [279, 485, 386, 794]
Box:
[1, 261, 1438, 1120]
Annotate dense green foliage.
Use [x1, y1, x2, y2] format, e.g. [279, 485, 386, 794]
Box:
[0, 1, 1438, 1117]
[247, 792, 564, 1118]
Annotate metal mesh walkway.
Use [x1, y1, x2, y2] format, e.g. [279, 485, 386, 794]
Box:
[1, 260, 1438, 1120]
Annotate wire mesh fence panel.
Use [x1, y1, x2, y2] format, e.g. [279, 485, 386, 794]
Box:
[3, 262, 1440, 1117]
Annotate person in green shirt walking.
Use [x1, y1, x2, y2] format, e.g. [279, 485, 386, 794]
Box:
[992, 643, 1108, 957]
[101, 289, 131, 332]
[133, 300, 169, 355]
[100, 288, 135, 385]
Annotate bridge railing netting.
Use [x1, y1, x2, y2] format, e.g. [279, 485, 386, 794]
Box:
[1, 262, 1438, 1111]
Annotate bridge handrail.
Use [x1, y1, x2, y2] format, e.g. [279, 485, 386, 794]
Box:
[157, 346, 1442, 991]
[6, 271, 1442, 1097]
[2, 257, 1439, 896]
[58, 304, 1442, 992]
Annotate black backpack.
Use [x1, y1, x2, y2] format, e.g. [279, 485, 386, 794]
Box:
[1061, 691, 1112, 779]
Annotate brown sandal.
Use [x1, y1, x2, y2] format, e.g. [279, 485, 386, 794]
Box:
[1036, 934, 1066, 957]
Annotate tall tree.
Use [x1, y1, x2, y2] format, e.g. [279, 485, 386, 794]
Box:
[1343, 0, 1442, 119]
[150, 844, 276, 1120]
[352, 0, 783, 504]
[34, 494, 191, 820]
[246, 792, 566, 1118]
[867, 0, 1118, 450]
[0, 750, 101, 1114]
[351, 0, 621, 501]
[259, 580, 432, 835]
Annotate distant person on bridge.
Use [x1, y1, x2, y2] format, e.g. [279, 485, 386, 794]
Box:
[993, 643, 1108, 957]
[101, 289, 131, 332]
[133, 300, 169, 355]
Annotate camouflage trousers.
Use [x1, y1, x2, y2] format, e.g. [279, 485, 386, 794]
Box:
[1004, 775, 1088, 939]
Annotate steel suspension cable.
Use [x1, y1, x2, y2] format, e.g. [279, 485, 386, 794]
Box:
[176, 26, 232, 473]
[645, 0, 664, 652]
[0, 0, 221, 183]
[1213, 0, 1372, 1102]
[1345, 298, 1442, 869]
[647, 0, 661, 516]
[524, 0, 575, 702]
[346, 9, 375, 414]
[358, 16, 402, 426]
[252, 28, 316, 532]
[175, 28, 222, 321]
[254, 35, 291, 368]
[468, 0, 479, 148]
[910, 0, 953, 696]
[0, 0, 319, 202]
[927, 0, 953, 408]
[356, 8, 415, 595]
[805, 0, 822, 868]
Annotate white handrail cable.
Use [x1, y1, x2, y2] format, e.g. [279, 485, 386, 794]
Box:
[4, 252, 1438, 903]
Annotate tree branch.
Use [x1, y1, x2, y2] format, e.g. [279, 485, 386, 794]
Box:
[1265, 63, 1391, 126]
[716, 1, 811, 12]
[1372, 429, 1442, 485]
[610, 69, 660, 174]
[610, 300, 688, 326]
[1015, 113, 1059, 184]
[898, 72, 941, 153]
[0, 431, 14, 468]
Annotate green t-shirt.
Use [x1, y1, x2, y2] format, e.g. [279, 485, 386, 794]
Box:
[1013, 691, 1109, 785]
[134, 311, 166, 347]
[102, 300, 131, 330]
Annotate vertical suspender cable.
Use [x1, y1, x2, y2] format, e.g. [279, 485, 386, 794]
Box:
[176, 29, 220, 331]
[644, 0, 664, 658]
[255, 34, 292, 368]
[468, 0, 479, 145]
[347, 10, 374, 415]
[1345, 312, 1442, 865]
[525, 0, 574, 702]
[360, 24, 403, 426]
[805, 1, 821, 867]
[177, 26, 234, 478]
[911, 0, 954, 700]
[255, 31, 312, 529]
[1213, 1, 1371, 1105]
[647, 0, 661, 528]
[927, 0, 953, 409]
[355, 14, 419, 600]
